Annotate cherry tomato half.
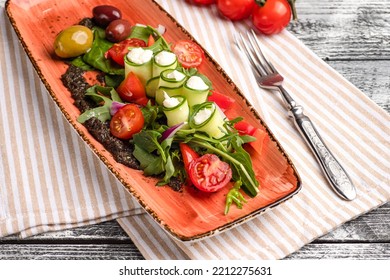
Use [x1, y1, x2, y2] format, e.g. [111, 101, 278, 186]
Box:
[189, 154, 232, 192]
[172, 40, 205, 68]
[179, 143, 199, 186]
[207, 90, 236, 112]
[116, 72, 148, 106]
[105, 38, 146, 66]
[217, 0, 255, 21]
[110, 104, 144, 140]
[252, 0, 292, 35]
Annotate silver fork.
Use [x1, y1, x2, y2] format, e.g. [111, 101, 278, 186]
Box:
[235, 30, 356, 201]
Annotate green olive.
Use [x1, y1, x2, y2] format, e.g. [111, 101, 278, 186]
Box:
[54, 25, 93, 58]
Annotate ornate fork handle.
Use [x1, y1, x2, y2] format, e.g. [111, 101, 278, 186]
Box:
[290, 105, 356, 200]
[235, 30, 356, 200]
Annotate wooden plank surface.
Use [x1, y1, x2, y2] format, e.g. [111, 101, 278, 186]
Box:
[0, 0, 389, 260]
[290, 0, 390, 59]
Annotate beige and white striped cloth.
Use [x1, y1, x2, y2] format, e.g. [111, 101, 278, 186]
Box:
[1, 0, 389, 259]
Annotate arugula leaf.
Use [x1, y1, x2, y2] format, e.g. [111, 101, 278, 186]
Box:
[228, 136, 259, 197]
[133, 145, 157, 170]
[141, 102, 166, 130]
[133, 130, 162, 153]
[133, 131, 165, 177]
[132, 130, 178, 185]
[76, 85, 123, 123]
[77, 106, 111, 123]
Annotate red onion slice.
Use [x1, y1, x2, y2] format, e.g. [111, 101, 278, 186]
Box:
[110, 101, 126, 116]
[161, 122, 186, 141]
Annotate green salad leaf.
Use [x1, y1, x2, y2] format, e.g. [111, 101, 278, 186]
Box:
[82, 27, 124, 75]
[77, 85, 123, 123]
[132, 130, 178, 186]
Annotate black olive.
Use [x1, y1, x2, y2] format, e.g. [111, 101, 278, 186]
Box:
[92, 5, 122, 28]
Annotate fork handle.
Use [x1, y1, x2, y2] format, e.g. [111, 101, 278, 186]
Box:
[290, 106, 357, 200]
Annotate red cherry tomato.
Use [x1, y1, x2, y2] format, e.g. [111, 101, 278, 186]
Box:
[116, 72, 148, 106]
[110, 104, 144, 140]
[105, 38, 146, 66]
[234, 120, 257, 136]
[207, 90, 236, 112]
[189, 154, 232, 192]
[217, 0, 255, 21]
[234, 120, 268, 156]
[172, 40, 205, 68]
[185, 0, 216, 5]
[179, 143, 199, 185]
[252, 0, 292, 35]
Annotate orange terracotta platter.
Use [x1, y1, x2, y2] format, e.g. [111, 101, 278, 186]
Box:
[6, 0, 302, 241]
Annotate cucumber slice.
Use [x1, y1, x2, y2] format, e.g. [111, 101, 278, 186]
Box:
[145, 76, 160, 98]
[155, 85, 183, 105]
[190, 102, 226, 139]
[152, 50, 178, 77]
[158, 69, 187, 88]
[162, 95, 190, 127]
[182, 75, 210, 108]
[124, 48, 153, 86]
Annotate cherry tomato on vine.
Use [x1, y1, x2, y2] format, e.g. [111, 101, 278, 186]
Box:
[110, 104, 144, 140]
[105, 38, 146, 66]
[252, 0, 292, 35]
[217, 0, 255, 21]
[185, 0, 216, 5]
[172, 40, 205, 68]
[189, 154, 232, 192]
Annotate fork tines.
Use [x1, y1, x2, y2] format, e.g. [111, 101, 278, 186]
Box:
[234, 30, 277, 79]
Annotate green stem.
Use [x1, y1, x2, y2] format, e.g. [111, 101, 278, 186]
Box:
[288, 0, 298, 21]
[224, 181, 247, 215]
[255, 0, 298, 21]
[254, 0, 267, 7]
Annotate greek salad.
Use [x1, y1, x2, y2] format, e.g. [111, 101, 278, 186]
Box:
[54, 4, 264, 214]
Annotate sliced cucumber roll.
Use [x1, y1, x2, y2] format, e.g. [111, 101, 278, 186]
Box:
[190, 102, 226, 139]
[182, 75, 210, 108]
[152, 50, 178, 77]
[145, 76, 160, 98]
[158, 69, 187, 88]
[124, 47, 153, 86]
[162, 94, 189, 127]
[155, 85, 183, 105]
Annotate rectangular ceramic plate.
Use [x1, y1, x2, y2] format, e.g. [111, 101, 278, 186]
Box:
[6, 0, 302, 241]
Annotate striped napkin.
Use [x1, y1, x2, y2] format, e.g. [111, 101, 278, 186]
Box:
[1, 0, 389, 260]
